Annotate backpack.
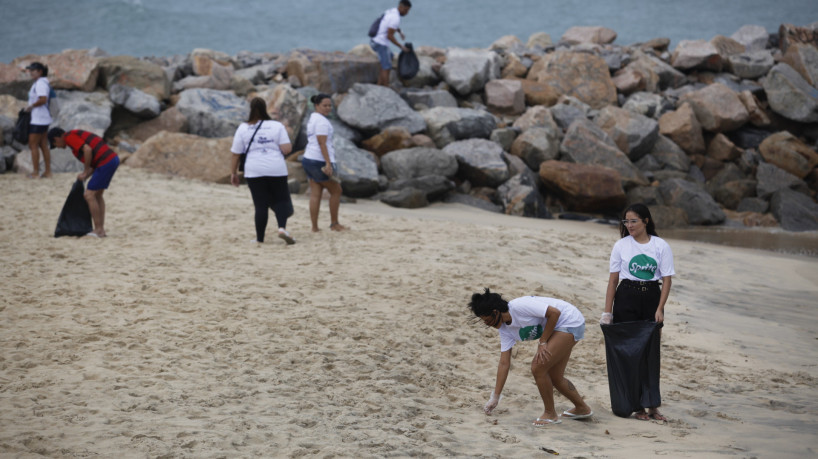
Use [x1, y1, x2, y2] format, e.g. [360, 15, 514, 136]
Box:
[48, 86, 59, 117]
[368, 12, 384, 38]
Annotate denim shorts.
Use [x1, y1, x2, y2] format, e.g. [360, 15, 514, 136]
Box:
[555, 323, 585, 341]
[370, 40, 393, 70]
[88, 156, 119, 190]
[301, 157, 336, 183]
[29, 124, 49, 134]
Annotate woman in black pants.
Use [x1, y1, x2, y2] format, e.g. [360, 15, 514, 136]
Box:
[601, 203, 675, 420]
[230, 97, 295, 244]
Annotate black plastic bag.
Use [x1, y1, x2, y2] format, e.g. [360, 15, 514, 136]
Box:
[600, 321, 663, 417]
[397, 42, 419, 80]
[13, 109, 30, 144]
[54, 180, 93, 237]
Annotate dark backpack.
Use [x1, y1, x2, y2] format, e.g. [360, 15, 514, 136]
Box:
[368, 13, 384, 38]
[12, 109, 30, 144]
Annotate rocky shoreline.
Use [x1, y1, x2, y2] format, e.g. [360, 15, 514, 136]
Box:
[2, 23, 818, 231]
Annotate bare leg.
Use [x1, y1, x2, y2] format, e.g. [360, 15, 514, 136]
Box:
[39, 134, 51, 177]
[378, 69, 390, 86]
[324, 179, 345, 230]
[85, 189, 107, 237]
[28, 132, 41, 177]
[308, 179, 322, 232]
[549, 344, 592, 416]
[531, 332, 579, 424]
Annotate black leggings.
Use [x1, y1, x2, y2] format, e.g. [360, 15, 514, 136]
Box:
[246, 176, 293, 242]
[612, 281, 661, 323]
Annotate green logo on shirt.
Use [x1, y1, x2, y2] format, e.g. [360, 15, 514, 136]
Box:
[629, 254, 658, 280]
[519, 325, 543, 341]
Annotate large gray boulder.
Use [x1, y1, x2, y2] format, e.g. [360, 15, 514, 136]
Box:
[438, 48, 502, 96]
[594, 105, 659, 161]
[509, 126, 561, 171]
[730, 25, 769, 52]
[497, 170, 551, 218]
[659, 178, 726, 225]
[109, 84, 161, 119]
[380, 147, 458, 180]
[337, 83, 426, 134]
[387, 175, 455, 202]
[176, 88, 248, 138]
[770, 189, 818, 232]
[420, 107, 497, 148]
[649, 135, 691, 172]
[402, 88, 458, 110]
[380, 188, 429, 209]
[755, 162, 811, 199]
[403, 55, 442, 88]
[671, 40, 722, 71]
[559, 119, 648, 189]
[726, 50, 775, 79]
[761, 63, 818, 123]
[443, 138, 510, 188]
[334, 136, 379, 198]
[51, 90, 113, 137]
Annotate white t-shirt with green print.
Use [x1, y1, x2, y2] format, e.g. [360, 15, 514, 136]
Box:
[498, 297, 585, 352]
[609, 235, 675, 282]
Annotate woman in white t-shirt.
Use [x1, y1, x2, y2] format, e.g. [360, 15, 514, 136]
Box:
[469, 288, 593, 426]
[301, 94, 346, 232]
[230, 97, 295, 244]
[24, 62, 53, 178]
[602, 203, 675, 421]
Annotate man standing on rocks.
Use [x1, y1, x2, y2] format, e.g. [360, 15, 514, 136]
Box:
[370, 0, 411, 86]
[48, 128, 120, 238]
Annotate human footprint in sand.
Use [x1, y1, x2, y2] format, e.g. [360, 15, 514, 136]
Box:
[469, 288, 593, 426]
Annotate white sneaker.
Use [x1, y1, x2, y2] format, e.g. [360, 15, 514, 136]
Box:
[277, 228, 295, 245]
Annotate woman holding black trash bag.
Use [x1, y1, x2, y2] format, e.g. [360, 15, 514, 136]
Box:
[24, 62, 53, 178]
[601, 203, 675, 421]
[229, 97, 295, 245]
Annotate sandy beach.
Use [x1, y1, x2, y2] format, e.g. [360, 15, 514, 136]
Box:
[1, 167, 817, 458]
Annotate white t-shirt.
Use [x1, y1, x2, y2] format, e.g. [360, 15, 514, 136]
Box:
[373, 7, 401, 46]
[498, 296, 585, 352]
[303, 112, 335, 162]
[230, 120, 291, 178]
[609, 235, 675, 282]
[28, 77, 52, 126]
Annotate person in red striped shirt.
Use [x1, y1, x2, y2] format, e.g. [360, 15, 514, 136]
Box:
[48, 128, 120, 238]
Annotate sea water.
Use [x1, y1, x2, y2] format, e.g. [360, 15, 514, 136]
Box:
[1, 0, 814, 63]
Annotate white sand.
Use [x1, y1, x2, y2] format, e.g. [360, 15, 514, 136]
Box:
[1, 167, 817, 458]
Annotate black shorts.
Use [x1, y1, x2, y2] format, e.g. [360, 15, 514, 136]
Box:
[29, 124, 49, 134]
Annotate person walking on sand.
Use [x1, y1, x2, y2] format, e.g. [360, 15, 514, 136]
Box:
[469, 288, 593, 426]
[48, 128, 120, 238]
[370, 0, 411, 86]
[229, 97, 296, 245]
[24, 62, 53, 178]
[600, 203, 675, 421]
[302, 93, 346, 232]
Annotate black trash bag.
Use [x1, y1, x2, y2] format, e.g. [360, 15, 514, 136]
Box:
[398, 42, 419, 80]
[600, 321, 663, 418]
[54, 180, 93, 237]
[13, 109, 31, 144]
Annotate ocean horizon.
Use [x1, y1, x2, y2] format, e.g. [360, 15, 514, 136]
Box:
[2, 0, 815, 63]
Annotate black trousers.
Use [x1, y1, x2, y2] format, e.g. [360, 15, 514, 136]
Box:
[612, 280, 661, 323]
[246, 176, 293, 242]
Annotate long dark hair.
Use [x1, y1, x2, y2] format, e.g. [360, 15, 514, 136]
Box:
[468, 288, 509, 317]
[247, 97, 272, 124]
[619, 203, 658, 238]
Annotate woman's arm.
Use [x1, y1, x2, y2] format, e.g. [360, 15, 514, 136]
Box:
[601, 272, 619, 324]
[26, 96, 48, 112]
[485, 349, 511, 414]
[280, 142, 292, 156]
[656, 276, 672, 323]
[316, 135, 333, 176]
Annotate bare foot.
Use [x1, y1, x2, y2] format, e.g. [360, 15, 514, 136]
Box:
[41, 172, 52, 178]
[311, 227, 320, 233]
[634, 411, 650, 421]
[330, 222, 347, 231]
[648, 409, 667, 421]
